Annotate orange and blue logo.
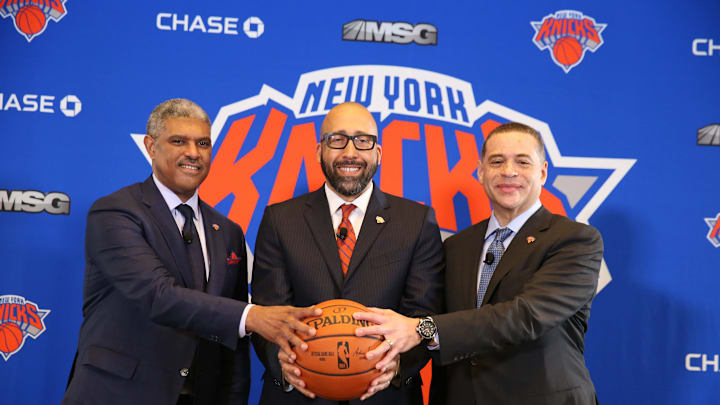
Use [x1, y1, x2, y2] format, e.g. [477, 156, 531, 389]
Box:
[0, 0, 67, 42]
[531, 10, 606, 73]
[0, 295, 50, 361]
[705, 213, 720, 248]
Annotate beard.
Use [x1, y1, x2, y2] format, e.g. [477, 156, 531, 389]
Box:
[321, 156, 378, 198]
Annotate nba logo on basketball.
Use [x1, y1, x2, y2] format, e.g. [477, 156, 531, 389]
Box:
[531, 10, 606, 73]
[0, 294, 50, 361]
[0, 0, 68, 42]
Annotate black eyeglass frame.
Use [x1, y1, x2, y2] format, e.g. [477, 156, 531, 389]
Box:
[321, 132, 378, 150]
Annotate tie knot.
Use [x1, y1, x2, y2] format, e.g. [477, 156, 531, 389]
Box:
[176, 204, 194, 221]
[494, 227, 512, 243]
[340, 204, 356, 220]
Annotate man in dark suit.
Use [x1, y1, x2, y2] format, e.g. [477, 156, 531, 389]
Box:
[251, 102, 444, 404]
[63, 99, 319, 405]
[355, 122, 603, 404]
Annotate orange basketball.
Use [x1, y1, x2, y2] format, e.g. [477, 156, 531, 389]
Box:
[294, 299, 383, 401]
[15, 5, 46, 36]
[553, 36, 583, 66]
[0, 322, 23, 354]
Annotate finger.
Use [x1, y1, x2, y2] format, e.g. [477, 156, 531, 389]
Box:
[374, 348, 400, 370]
[294, 383, 316, 399]
[278, 350, 295, 365]
[283, 372, 307, 389]
[364, 339, 390, 360]
[355, 324, 388, 337]
[353, 311, 388, 325]
[291, 319, 317, 338]
[295, 305, 322, 319]
[287, 332, 309, 351]
[276, 339, 297, 361]
[281, 363, 302, 378]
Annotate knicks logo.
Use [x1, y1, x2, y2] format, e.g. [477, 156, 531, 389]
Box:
[0, 295, 50, 361]
[531, 10, 606, 73]
[0, 0, 67, 42]
[704, 213, 720, 248]
[132, 65, 635, 292]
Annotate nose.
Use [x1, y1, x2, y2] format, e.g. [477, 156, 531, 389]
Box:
[184, 142, 200, 159]
[341, 139, 360, 158]
[500, 161, 517, 177]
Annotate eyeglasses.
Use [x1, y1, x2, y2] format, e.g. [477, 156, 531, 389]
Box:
[321, 132, 377, 150]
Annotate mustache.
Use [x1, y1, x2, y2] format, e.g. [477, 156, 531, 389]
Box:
[332, 159, 367, 169]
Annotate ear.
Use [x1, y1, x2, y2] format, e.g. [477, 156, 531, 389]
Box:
[375, 144, 382, 165]
[316, 143, 322, 163]
[540, 160, 548, 186]
[144, 135, 156, 160]
[476, 159, 484, 185]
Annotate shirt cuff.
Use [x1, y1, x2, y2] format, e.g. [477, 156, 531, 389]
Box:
[427, 332, 440, 350]
[238, 303, 254, 338]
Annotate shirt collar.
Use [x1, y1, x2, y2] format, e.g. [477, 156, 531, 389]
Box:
[324, 181, 374, 216]
[485, 199, 542, 240]
[152, 174, 200, 218]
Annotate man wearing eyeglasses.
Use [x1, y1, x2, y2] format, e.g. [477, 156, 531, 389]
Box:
[251, 102, 444, 405]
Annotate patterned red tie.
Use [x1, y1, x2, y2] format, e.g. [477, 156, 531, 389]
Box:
[337, 204, 357, 276]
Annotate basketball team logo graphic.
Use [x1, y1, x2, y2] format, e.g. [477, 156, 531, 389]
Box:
[132, 65, 635, 292]
[704, 213, 720, 248]
[0, 295, 50, 361]
[0, 0, 68, 42]
[531, 10, 606, 73]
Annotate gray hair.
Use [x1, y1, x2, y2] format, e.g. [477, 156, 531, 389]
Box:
[146, 98, 211, 139]
[481, 122, 546, 162]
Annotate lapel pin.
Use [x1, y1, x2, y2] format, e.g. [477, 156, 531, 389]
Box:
[527, 236, 535, 244]
[212, 224, 220, 231]
[376, 216, 385, 224]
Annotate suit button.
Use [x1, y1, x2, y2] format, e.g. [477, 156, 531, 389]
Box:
[273, 378, 282, 387]
[470, 359, 479, 366]
[405, 377, 413, 385]
[211, 335, 222, 343]
[180, 368, 189, 377]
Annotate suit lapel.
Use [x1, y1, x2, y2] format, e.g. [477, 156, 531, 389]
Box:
[464, 221, 489, 309]
[200, 202, 227, 296]
[140, 176, 195, 289]
[303, 188, 344, 291]
[345, 187, 389, 284]
[482, 207, 552, 306]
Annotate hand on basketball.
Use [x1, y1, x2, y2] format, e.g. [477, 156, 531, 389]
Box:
[278, 349, 316, 399]
[246, 305, 322, 360]
[353, 308, 422, 371]
[359, 354, 399, 401]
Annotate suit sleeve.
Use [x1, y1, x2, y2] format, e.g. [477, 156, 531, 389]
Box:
[85, 200, 247, 350]
[433, 222, 602, 366]
[396, 206, 445, 382]
[249, 205, 289, 380]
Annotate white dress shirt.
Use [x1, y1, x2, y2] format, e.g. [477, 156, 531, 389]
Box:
[324, 182, 374, 237]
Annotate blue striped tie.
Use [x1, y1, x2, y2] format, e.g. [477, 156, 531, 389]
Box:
[477, 227, 513, 307]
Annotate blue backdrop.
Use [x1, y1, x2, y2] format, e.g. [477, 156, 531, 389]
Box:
[2, 1, 719, 403]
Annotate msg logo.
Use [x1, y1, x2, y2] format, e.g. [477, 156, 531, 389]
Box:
[0, 189, 70, 215]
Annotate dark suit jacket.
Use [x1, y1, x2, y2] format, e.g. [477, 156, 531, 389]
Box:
[431, 207, 602, 405]
[62, 176, 250, 405]
[251, 185, 444, 405]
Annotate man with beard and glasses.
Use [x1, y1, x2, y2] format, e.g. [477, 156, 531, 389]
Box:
[251, 102, 444, 405]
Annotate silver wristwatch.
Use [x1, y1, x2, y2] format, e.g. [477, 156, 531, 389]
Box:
[416, 316, 437, 341]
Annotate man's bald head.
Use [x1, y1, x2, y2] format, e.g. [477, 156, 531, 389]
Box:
[320, 102, 377, 137]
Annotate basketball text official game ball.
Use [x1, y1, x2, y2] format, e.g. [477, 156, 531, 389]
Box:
[294, 299, 384, 401]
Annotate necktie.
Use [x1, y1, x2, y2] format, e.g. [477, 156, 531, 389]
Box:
[176, 204, 207, 291]
[337, 204, 357, 276]
[477, 227, 512, 307]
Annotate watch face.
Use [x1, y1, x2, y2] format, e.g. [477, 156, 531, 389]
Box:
[418, 318, 436, 339]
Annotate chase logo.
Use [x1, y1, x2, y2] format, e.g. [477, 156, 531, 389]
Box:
[343, 20, 437, 45]
[0, 0, 67, 42]
[131, 65, 635, 292]
[531, 10, 606, 73]
[0, 295, 50, 361]
[704, 213, 720, 248]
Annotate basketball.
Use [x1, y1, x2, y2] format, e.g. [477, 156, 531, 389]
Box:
[553, 36, 583, 67]
[15, 5, 46, 36]
[294, 299, 383, 401]
[0, 322, 23, 354]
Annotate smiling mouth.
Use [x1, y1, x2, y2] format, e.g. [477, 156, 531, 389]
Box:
[334, 161, 365, 175]
[178, 163, 202, 172]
